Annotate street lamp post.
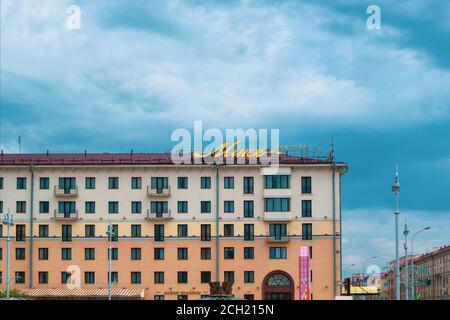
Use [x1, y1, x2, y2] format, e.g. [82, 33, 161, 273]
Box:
[392, 165, 401, 300]
[403, 220, 410, 300]
[411, 226, 431, 300]
[2, 210, 14, 300]
[106, 223, 115, 301]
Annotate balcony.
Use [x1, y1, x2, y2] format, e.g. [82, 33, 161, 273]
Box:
[146, 209, 173, 220]
[265, 234, 290, 243]
[53, 209, 79, 221]
[54, 186, 78, 197]
[147, 185, 170, 197]
[263, 211, 293, 221]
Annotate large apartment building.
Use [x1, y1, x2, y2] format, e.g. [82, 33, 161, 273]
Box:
[0, 152, 347, 300]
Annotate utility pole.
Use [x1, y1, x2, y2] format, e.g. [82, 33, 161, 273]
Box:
[392, 165, 401, 300]
[411, 227, 431, 300]
[106, 223, 114, 301]
[2, 210, 14, 300]
[403, 220, 410, 300]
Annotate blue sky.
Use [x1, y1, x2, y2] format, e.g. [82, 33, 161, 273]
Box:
[1, 0, 449, 274]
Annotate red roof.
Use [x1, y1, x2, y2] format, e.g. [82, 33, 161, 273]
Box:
[0, 152, 345, 166]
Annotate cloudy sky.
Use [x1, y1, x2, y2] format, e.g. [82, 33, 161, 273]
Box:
[1, 0, 449, 274]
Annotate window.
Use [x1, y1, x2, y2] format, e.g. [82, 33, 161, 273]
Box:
[58, 201, 76, 215]
[243, 177, 254, 194]
[177, 201, 188, 213]
[243, 200, 254, 218]
[244, 247, 254, 259]
[151, 177, 169, 192]
[264, 198, 290, 212]
[110, 272, 118, 283]
[131, 272, 141, 284]
[178, 248, 188, 260]
[62, 225, 72, 242]
[201, 201, 211, 213]
[178, 295, 188, 300]
[154, 225, 164, 242]
[224, 247, 234, 259]
[16, 248, 25, 260]
[154, 272, 164, 284]
[224, 201, 234, 213]
[16, 225, 26, 242]
[58, 177, 76, 193]
[39, 177, 49, 189]
[269, 247, 287, 259]
[150, 201, 168, 216]
[85, 272, 95, 284]
[244, 224, 254, 241]
[131, 177, 142, 189]
[201, 224, 211, 241]
[131, 248, 141, 260]
[302, 223, 312, 240]
[109, 248, 118, 260]
[85, 248, 95, 260]
[302, 200, 312, 217]
[178, 177, 188, 189]
[224, 177, 234, 189]
[269, 224, 287, 239]
[0, 177, 3, 189]
[154, 295, 165, 300]
[15, 272, 25, 284]
[131, 225, 141, 237]
[108, 201, 119, 214]
[17, 177, 27, 189]
[224, 271, 234, 283]
[177, 224, 188, 237]
[224, 224, 234, 237]
[39, 248, 48, 260]
[85, 177, 96, 189]
[201, 271, 211, 283]
[39, 225, 49, 238]
[301, 177, 312, 194]
[201, 247, 211, 260]
[16, 201, 26, 213]
[85, 201, 95, 214]
[38, 272, 48, 284]
[177, 271, 188, 283]
[244, 294, 254, 300]
[131, 201, 141, 214]
[0, 201, 2, 213]
[62, 248, 72, 260]
[264, 175, 290, 189]
[244, 271, 254, 283]
[39, 201, 49, 214]
[61, 272, 70, 284]
[108, 177, 119, 189]
[85, 225, 95, 237]
[200, 177, 211, 189]
[154, 248, 164, 260]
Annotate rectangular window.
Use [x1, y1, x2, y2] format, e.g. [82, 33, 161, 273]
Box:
[243, 200, 254, 218]
[264, 175, 290, 189]
[85, 225, 95, 238]
[39, 177, 49, 189]
[302, 200, 312, 217]
[85, 177, 96, 189]
[177, 201, 188, 213]
[85, 248, 95, 260]
[85, 272, 95, 284]
[154, 224, 164, 242]
[111, 225, 118, 242]
[39, 248, 48, 260]
[200, 177, 211, 189]
[244, 224, 254, 241]
[243, 177, 254, 194]
[62, 248, 72, 260]
[177, 248, 188, 260]
[302, 223, 312, 240]
[201, 224, 211, 241]
[201, 271, 211, 283]
[17, 177, 27, 189]
[154, 295, 165, 300]
[224, 224, 234, 237]
[58, 177, 76, 193]
[177, 271, 188, 284]
[244, 294, 254, 300]
[224, 247, 234, 259]
[154, 248, 164, 260]
[224, 177, 234, 189]
[264, 198, 290, 212]
[201, 247, 211, 260]
[269, 247, 287, 259]
[301, 177, 312, 194]
[108, 201, 119, 214]
[0, 177, 3, 189]
[15, 272, 25, 284]
[110, 272, 118, 283]
[244, 247, 254, 259]
[131, 272, 141, 284]
[269, 224, 287, 239]
[178, 295, 188, 300]
[224, 271, 234, 283]
[244, 271, 254, 283]
[62, 225, 72, 242]
[39, 201, 49, 214]
[16, 248, 26, 260]
[58, 201, 76, 216]
[154, 272, 164, 284]
[109, 248, 118, 260]
[201, 201, 211, 213]
[38, 272, 48, 284]
[39, 225, 49, 238]
[131, 177, 142, 189]
[108, 177, 119, 189]
[16, 225, 26, 242]
[177, 224, 188, 237]
[85, 201, 95, 214]
[224, 201, 234, 213]
[178, 177, 188, 189]
[150, 201, 168, 216]
[131, 224, 141, 237]
[151, 177, 169, 192]
[131, 248, 141, 260]
[131, 201, 142, 214]
[16, 201, 26, 213]
[61, 272, 70, 284]
[0, 201, 2, 213]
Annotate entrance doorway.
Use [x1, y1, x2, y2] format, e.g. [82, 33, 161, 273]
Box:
[262, 271, 294, 300]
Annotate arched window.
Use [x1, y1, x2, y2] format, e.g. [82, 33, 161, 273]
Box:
[266, 273, 291, 286]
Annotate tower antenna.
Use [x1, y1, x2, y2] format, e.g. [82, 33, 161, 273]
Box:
[18, 136, 21, 154]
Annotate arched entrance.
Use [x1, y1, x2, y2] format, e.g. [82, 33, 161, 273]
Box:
[262, 270, 294, 300]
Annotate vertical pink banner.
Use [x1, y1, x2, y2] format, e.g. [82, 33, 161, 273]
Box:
[299, 246, 310, 300]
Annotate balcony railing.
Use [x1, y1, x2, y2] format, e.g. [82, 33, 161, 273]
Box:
[54, 185, 78, 197]
[263, 211, 293, 221]
[147, 185, 171, 197]
[265, 234, 290, 243]
[53, 209, 79, 221]
[146, 209, 173, 220]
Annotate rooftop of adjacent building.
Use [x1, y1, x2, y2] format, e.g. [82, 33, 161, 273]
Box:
[389, 244, 450, 266]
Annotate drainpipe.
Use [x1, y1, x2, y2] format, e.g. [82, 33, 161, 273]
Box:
[332, 164, 337, 298]
[215, 164, 220, 282]
[338, 166, 348, 295]
[29, 164, 34, 288]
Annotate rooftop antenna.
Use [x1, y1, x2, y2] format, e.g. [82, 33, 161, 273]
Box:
[327, 138, 334, 161]
[18, 136, 21, 154]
